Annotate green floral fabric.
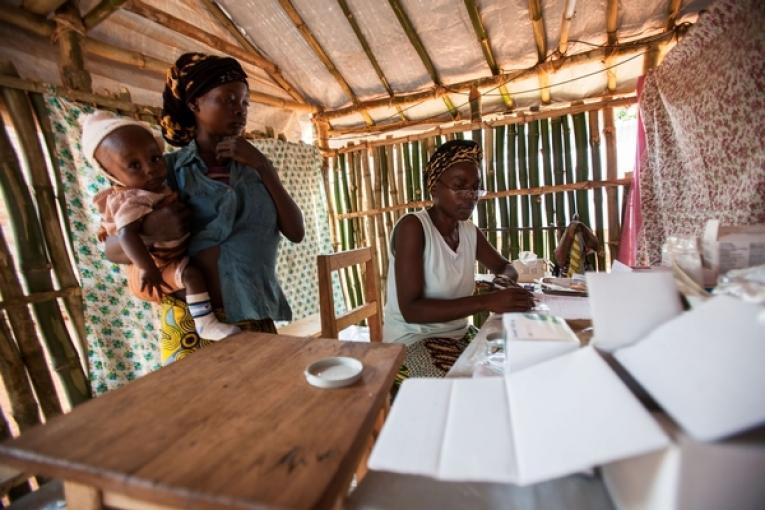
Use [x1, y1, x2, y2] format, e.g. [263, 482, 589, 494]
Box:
[45, 96, 341, 395]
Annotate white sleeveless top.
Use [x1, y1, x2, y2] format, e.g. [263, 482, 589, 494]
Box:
[383, 209, 477, 345]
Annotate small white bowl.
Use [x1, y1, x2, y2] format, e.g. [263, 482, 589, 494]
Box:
[305, 356, 364, 389]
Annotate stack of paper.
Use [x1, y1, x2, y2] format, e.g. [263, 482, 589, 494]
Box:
[503, 313, 581, 373]
[369, 347, 669, 486]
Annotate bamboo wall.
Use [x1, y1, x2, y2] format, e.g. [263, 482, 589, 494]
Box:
[323, 106, 630, 310]
[0, 79, 91, 439]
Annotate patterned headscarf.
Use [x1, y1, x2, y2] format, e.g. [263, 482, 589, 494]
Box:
[424, 140, 482, 191]
[161, 53, 248, 147]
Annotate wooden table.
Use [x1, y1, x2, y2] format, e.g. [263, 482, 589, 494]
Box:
[0, 333, 405, 510]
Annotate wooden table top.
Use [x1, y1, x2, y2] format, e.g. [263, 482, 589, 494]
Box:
[0, 333, 405, 510]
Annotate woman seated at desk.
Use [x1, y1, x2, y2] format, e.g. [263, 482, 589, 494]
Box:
[384, 140, 534, 382]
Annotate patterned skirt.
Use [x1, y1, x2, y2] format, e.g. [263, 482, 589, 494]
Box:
[158, 296, 277, 365]
[393, 326, 477, 396]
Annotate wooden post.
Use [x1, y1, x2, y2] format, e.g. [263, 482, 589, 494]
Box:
[527, 120, 544, 258]
[315, 120, 339, 253]
[588, 110, 606, 270]
[603, 106, 620, 261]
[483, 126, 497, 247]
[372, 149, 388, 299]
[395, 143, 406, 215]
[55, 5, 92, 92]
[507, 124, 520, 260]
[517, 123, 530, 252]
[540, 119, 556, 257]
[361, 149, 382, 307]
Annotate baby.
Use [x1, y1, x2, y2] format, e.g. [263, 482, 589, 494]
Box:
[81, 111, 239, 341]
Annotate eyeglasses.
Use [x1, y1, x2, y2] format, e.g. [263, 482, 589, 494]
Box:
[440, 183, 488, 198]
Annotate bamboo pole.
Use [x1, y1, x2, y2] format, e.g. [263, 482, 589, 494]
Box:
[337, 0, 407, 121]
[540, 118, 556, 256]
[395, 143, 406, 216]
[335, 178, 631, 221]
[0, 103, 90, 408]
[667, 0, 682, 30]
[384, 143, 399, 226]
[403, 142, 414, 209]
[572, 112, 591, 226]
[551, 116, 566, 227]
[472, 89, 488, 252]
[275, 0, 373, 125]
[361, 149, 382, 306]
[527, 121, 544, 258]
[332, 158, 349, 309]
[484, 126, 497, 248]
[316, 120, 339, 253]
[420, 139, 430, 201]
[55, 5, 93, 92]
[528, 0, 551, 105]
[83, 0, 128, 30]
[198, 0, 306, 104]
[345, 153, 363, 307]
[562, 115, 576, 219]
[387, 0, 458, 119]
[557, 0, 576, 55]
[494, 125, 511, 258]
[411, 140, 422, 201]
[603, 106, 620, 257]
[2, 74, 89, 365]
[0, 225, 62, 420]
[517, 123, 530, 251]
[326, 94, 637, 140]
[337, 155, 355, 308]
[372, 150, 388, 297]
[463, 0, 513, 108]
[0, 235, 48, 429]
[588, 110, 606, 270]
[605, 0, 619, 93]
[316, 29, 668, 122]
[507, 124, 519, 260]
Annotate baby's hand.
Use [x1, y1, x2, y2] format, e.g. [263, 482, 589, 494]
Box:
[139, 267, 172, 300]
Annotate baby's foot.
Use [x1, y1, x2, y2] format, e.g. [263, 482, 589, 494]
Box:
[194, 314, 241, 341]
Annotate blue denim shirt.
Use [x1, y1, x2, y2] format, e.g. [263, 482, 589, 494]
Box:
[165, 141, 292, 322]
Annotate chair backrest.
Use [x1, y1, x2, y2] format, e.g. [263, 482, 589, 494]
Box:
[317, 247, 382, 342]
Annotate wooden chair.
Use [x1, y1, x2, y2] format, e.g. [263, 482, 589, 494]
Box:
[317, 247, 382, 342]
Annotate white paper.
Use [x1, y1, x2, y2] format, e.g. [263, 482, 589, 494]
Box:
[369, 347, 669, 485]
[611, 260, 634, 273]
[535, 293, 592, 319]
[614, 296, 765, 442]
[587, 272, 683, 351]
[503, 313, 581, 373]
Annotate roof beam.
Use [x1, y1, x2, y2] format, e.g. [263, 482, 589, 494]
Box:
[198, 0, 306, 105]
[528, 0, 550, 104]
[0, 4, 317, 113]
[83, 0, 128, 30]
[277, 0, 374, 125]
[388, 0, 458, 119]
[463, 0, 513, 108]
[125, 0, 308, 107]
[667, 0, 682, 30]
[605, 0, 618, 92]
[557, 0, 576, 56]
[21, 0, 66, 15]
[337, 0, 407, 121]
[316, 29, 677, 122]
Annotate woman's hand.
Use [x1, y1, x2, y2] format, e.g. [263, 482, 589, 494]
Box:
[481, 287, 535, 314]
[216, 136, 273, 174]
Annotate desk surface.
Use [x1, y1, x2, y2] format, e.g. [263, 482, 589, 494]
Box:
[0, 333, 405, 510]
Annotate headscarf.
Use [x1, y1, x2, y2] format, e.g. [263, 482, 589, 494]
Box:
[424, 140, 482, 191]
[161, 53, 248, 147]
[80, 110, 164, 186]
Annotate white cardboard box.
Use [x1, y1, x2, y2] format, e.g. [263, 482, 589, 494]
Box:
[368, 347, 669, 486]
[502, 312, 581, 373]
[603, 414, 765, 510]
[702, 220, 765, 278]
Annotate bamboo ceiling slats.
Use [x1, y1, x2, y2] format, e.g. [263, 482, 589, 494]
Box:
[528, 0, 551, 105]
[605, 0, 619, 93]
[337, 0, 407, 122]
[463, 0, 513, 108]
[315, 28, 673, 123]
[83, 0, 128, 31]
[388, 0, 459, 120]
[277, 0, 373, 125]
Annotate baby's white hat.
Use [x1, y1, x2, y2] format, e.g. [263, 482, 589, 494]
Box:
[79, 110, 164, 184]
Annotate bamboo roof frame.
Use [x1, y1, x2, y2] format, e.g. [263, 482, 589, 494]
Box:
[326, 94, 635, 155]
[528, 0, 551, 104]
[83, 0, 128, 31]
[463, 0, 513, 108]
[337, 0, 407, 122]
[557, 0, 576, 56]
[388, 0, 459, 119]
[605, 0, 619, 93]
[276, 0, 374, 126]
[316, 27, 673, 123]
[125, 0, 307, 106]
[0, 4, 317, 113]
